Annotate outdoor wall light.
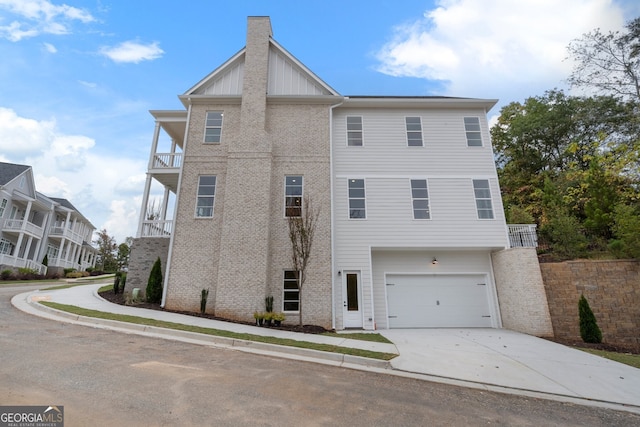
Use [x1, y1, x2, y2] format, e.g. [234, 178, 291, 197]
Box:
[338, 270, 342, 276]
[432, 257, 438, 265]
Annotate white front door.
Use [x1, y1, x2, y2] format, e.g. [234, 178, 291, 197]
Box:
[343, 272, 363, 328]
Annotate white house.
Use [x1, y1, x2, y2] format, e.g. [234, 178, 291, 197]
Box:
[0, 161, 97, 275]
[128, 16, 552, 335]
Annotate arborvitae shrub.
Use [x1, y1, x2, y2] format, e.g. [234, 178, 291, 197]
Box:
[146, 257, 163, 304]
[579, 294, 602, 343]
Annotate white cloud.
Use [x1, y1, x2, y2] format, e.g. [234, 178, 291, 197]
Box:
[0, 108, 146, 242]
[0, 107, 54, 155]
[43, 41, 57, 53]
[99, 40, 164, 64]
[0, 0, 95, 41]
[375, 0, 626, 101]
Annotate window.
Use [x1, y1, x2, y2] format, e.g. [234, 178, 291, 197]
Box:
[195, 176, 216, 217]
[464, 117, 482, 146]
[405, 117, 423, 146]
[410, 179, 430, 219]
[283, 270, 300, 311]
[0, 238, 13, 255]
[0, 199, 6, 218]
[473, 179, 494, 219]
[204, 112, 223, 143]
[47, 244, 59, 260]
[348, 179, 366, 219]
[285, 176, 303, 217]
[346, 116, 363, 146]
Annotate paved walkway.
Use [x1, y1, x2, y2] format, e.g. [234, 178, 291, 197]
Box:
[11, 280, 640, 415]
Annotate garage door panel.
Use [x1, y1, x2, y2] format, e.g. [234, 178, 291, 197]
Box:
[386, 274, 492, 328]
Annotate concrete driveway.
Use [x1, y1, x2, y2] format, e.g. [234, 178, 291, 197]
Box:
[379, 328, 640, 407]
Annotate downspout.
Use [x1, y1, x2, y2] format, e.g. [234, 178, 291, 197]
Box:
[161, 101, 192, 308]
[329, 97, 345, 330]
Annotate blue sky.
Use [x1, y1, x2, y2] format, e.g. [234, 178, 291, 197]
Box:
[1, 0, 639, 243]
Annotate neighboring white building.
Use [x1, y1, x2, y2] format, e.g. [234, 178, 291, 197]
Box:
[0, 161, 97, 275]
[128, 17, 552, 335]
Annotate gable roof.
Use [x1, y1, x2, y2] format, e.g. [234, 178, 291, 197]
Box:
[183, 38, 339, 100]
[0, 161, 30, 186]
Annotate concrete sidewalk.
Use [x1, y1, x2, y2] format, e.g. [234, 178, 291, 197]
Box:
[11, 280, 640, 414]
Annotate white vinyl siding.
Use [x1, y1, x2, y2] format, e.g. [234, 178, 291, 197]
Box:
[464, 117, 482, 146]
[195, 176, 216, 217]
[204, 112, 223, 143]
[405, 116, 423, 146]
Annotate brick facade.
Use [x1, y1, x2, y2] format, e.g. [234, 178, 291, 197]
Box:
[492, 248, 554, 337]
[125, 237, 170, 297]
[163, 18, 334, 327]
[540, 259, 640, 348]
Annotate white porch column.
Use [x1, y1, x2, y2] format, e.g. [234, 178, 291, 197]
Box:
[14, 200, 33, 260]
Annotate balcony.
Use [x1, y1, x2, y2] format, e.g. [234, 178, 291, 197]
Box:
[152, 153, 182, 170]
[1, 218, 44, 238]
[508, 224, 538, 248]
[0, 254, 47, 275]
[49, 223, 85, 245]
[141, 220, 173, 237]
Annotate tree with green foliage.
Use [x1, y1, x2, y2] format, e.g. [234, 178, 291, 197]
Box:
[146, 257, 163, 304]
[94, 229, 118, 272]
[578, 294, 602, 343]
[491, 89, 640, 259]
[116, 242, 131, 271]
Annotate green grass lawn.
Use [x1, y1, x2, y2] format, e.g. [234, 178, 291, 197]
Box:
[40, 301, 397, 361]
[579, 348, 640, 369]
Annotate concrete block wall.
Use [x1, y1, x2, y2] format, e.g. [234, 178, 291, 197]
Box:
[125, 237, 170, 298]
[540, 259, 640, 347]
[492, 248, 554, 337]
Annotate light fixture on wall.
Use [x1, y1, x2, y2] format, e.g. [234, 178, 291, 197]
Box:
[338, 270, 342, 276]
[432, 257, 438, 265]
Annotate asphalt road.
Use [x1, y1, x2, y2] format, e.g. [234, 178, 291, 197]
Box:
[1, 283, 639, 427]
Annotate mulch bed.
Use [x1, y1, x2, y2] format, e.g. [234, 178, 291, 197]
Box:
[99, 291, 638, 353]
[98, 290, 329, 334]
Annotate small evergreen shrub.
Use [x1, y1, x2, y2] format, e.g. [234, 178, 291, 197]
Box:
[200, 289, 209, 314]
[42, 254, 48, 267]
[579, 294, 602, 343]
[113, 275, 121, 294]
[1, 269, 13, 280]
[146, 257, 163, 304]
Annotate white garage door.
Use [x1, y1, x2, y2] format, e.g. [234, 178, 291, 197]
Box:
[386, 274, 492, 328]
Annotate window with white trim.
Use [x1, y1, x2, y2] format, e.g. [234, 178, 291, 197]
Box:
[195, 176, 216, 217]
[285, 176, 303, 217]
[473, 179, 494, 219]
[0, 238, 13, 255]
[410, 179, 430, 219]
[405, 117, 423, 146]
[464, 117, 482, 146]
[348, 179, 366, 219]
[0, 199, 6, 218]
[204, 112, 223, 143]
[283, 270, 300, 311]
[47, 244, 59, 260]
[346, 116, 363, 146]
